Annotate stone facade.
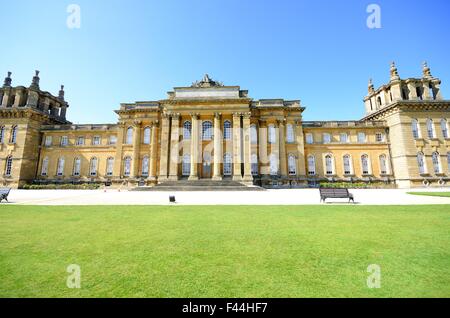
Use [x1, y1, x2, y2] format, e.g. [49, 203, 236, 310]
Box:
[1, 66, 449, 189]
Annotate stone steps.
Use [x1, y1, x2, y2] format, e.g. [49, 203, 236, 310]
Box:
[132, 179, 265, 191]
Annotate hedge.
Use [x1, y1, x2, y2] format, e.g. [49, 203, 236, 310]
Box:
[21, 183, 102, 190]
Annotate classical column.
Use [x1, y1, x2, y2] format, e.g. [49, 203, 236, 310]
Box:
[188, 113, 199, 180]
[278, 119, 287, 176]
[232, 112, 242, 180]
[131, 120, 142, 178]
[242, 112, 253, 182]
[113, 123, 125, 177]
[212, 112, 222, 180]
[294, 120, 306, 177]
[271, 121, 280, 175]
[158, 113, 170, 182]
[258, 120, 269, 175]
[148, 122, 159, 180]
[168, 113, 180, 180]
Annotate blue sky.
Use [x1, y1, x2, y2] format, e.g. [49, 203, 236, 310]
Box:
[1, 0, 449, 123]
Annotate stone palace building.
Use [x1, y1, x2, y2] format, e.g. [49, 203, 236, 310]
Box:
[0, 62, 449, 189]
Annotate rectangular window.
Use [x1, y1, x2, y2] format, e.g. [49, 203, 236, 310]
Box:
[375, 133, 384, 142]
[109, 135, 117, 145]
[60, 136, 68, 146]
[357, 132, 366, 143]
[323, 133, 331, 144]
[92, 136, 101, 145]
[340, 133, 348, 143]
[76, 136, 85, 146]
[305, 133, 313, 144]
[44, 136, 52, 147]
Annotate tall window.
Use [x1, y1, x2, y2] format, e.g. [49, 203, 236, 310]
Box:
[109, 135, 117, 145]
[223, 121, 232, 140]
[143, 127, 151, 144]
[441, 119, 448, 138]
[251, 154, 258, 175]
[106, 157, 114, 176]
[90, 157, 98, 176]
[57, 157, 65, 176]
[268, 125, 276, 144]
[379, 155, 388, 174]
[202, 121, 213, 140]
[417, 152, 426, 174]
[0, 126, 4, 143]
[269, 153, 278, 175]
[182, 154, 190, 176]
[432, 152, 441, 174]
[183, 121, 192, 140]
[305, 133, 313, 144]
[286, 124, 294, 143]
[44, 136, 52, 147]
[426, 118, 435, 138]
[307, 155, 316, 175]
[123, 157, 131, 176]
[411, 119, 420, 139]
[10, 125, 18, 143]
[60, 136, 68, 146]
[447, 152, 450, 172]
[340, 133, 348, 143]
[92, 136, 101, 145]
[361, 155, 370, 175]
[250, 125, 258, 144]
[323, 133, 331, 144]
[357, 132, 366, 143]
[223, 153, 232, 175]
[288, 154, 296, 175]
[343, 155, 352, 175]
[141, 156, 149, 176]
[126, 127, 133, 144]
[325, 154, 334, 175]
[73, 158, 81, 176]
[5, 156, 13, 176]
[76, 136, 85, 146]
[375, 132, 384, 142]
[41, 157, 49, 176]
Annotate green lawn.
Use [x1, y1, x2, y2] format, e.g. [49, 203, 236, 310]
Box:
[408, 192, 450, 198]
[1, 205, 449, 298]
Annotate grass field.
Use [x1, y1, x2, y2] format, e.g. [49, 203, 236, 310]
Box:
[408, 192, 450, 198]
[0, 205, 449, 298]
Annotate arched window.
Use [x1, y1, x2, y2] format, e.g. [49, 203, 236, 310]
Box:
[10, 125, 18, 143]
[141, 156, 149, 176]
[416, 87, 423, 100]
[325, 154, 334, 175]
[440, 119, 448, 138]
[411, 119, 420, 139]
[323, 133, 331, 144]
[183, 121, 192, 140]
[379, 154, 388, 175]
[123, 157, 132, 176]
[426, 118, 435, 138]
[417, 152, 426, 174]
[126, 127, 133, 144]
[269, 153, 278, 175]
[202, 121, 213, 140]
[0, 126, 4, 143]
[106, 157, 114, 176]
[251, 153, 258, 175]
[377, 96, 382, 108]
[223, 121, 232, 140]
[41, 157, 49, 176]
[250, 125, 258, 144]
[361, 154, 370, 175]
[57, 157, 65, 176]
[307, 155, 316, 175]
[143, 127, 151, 144]
[286, 124, 294, 143]
[89, 157, 98, 176]
[182, 154, 190, 176]
[73, 157, 81, 176]
[288, 154, 296, 175]
[343, 154, 352, 175]
[268, 124, 276, 144]
[432, 152, 441, 174]
[5, 156, 13, 176]
[223, 153, 232, 176]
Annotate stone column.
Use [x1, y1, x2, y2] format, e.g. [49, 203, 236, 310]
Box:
[294, 120, 306, 177]
[131, 120, 141, 178]
[188, 113, 199, 180]
[113, 123, 125, 177]
[258, 120, 269, 175]
[212, 112, 222, 180]
[60, 105, 67, 120]
[168, 113, 180, 180]
[149, 123, 159, 180]
[158, 113, 170, 182]
[232, 112, 242, 180]
[1, 89, 10, 107]
[242, 112, 253, 182]
[278, 119, 287, 176]
[271, 122, 280, 175]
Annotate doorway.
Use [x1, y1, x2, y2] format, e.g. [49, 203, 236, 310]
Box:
[202, 152, 211, 178]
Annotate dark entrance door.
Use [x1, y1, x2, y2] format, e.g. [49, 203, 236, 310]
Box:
[202, 152, 211, 178]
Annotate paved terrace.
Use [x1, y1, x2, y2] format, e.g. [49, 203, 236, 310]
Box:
[3, 188, 450, 205]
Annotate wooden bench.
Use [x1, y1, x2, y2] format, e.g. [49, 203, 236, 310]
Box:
[319, 188, 354, 203]
[0, 188, 11, 203]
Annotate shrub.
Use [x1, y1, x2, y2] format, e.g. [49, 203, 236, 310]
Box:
[319, 182, 393, 189]
[21, 183, 102, 190]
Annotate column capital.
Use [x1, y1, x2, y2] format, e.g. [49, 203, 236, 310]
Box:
[133, 120, 142, 127]
[243, 112, 251, 119]
[190, 112, 200, 119]
[232, 112, 241, 118]
[277, 118, 286, 126]
[171, 112, 181, 120]
[162, 112, 170, 119]
[214, 112, 222, 119]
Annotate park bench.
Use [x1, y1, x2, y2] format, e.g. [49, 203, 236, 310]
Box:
[319, 188, 354, 203]
[0, 188, 11, 203]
